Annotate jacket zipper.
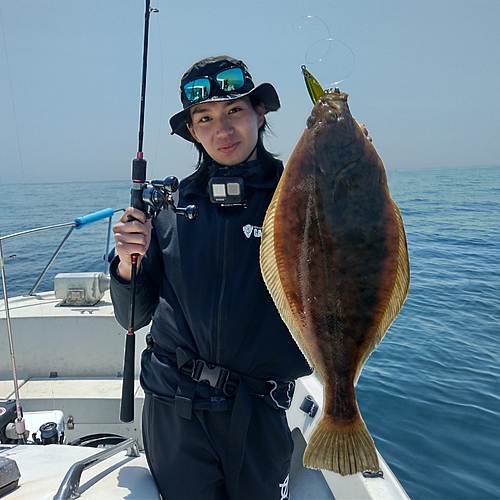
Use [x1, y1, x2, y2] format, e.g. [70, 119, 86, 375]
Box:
[215, 211, 230, 364]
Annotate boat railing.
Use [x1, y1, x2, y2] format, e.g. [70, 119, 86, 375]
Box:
[52, 437, 140, 500]
[0, 207, 122, 297]
[0, 208, 123, 430]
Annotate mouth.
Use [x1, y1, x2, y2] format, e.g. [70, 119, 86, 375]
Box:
[218, 142, 239, 154]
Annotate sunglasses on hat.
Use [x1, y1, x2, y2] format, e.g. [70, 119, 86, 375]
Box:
[182, 67, 250, 104]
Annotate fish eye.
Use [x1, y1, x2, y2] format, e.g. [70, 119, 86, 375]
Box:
[307, 115, 316, 129]
[325, 110, 338, 122]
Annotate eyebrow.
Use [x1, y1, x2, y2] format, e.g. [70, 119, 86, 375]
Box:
[191, 106, 211, 116]
[190, 99, 245, 116]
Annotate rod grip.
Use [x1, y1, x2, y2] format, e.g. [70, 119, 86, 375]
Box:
[120, 332, 136, 423]
[131, 158, 147, 213]
[74, 208, 114, 229]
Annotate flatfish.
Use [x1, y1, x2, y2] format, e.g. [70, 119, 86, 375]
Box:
[260, 89, 410, 475]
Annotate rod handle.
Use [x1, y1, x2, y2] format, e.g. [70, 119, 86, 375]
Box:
[120, 332, 136, 423]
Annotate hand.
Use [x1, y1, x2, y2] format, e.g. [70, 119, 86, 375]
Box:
[112, 207, 152, 281]
[356, 121, 373, 143]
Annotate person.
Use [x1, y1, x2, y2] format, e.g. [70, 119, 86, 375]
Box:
[110, 55, 312, 500]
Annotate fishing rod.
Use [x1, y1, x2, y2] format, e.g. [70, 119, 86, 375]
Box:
[119, 0, 156, 425]
[120, 0, 197, 424]
[0, 238, 27, 444]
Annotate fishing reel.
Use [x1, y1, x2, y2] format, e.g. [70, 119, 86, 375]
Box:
[130, 159, 197, 219]
[139, 176, 198, 219]
[31, 421, 64, 446]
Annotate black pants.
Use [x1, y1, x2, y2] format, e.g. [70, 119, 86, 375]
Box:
[142, 394, 293, 500]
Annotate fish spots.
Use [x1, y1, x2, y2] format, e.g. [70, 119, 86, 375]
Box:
[260, 90, 409, 476]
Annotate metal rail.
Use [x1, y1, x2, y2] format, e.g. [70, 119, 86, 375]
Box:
[53, 437, 140, 500]
[0, 208, 119, 296]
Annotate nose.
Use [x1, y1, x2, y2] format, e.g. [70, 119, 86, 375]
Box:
[215, 115, 234, 137]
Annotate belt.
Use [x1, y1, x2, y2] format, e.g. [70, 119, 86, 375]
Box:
[174, 346, 295, 418]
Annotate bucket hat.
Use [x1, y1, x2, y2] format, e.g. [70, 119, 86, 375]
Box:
[169, 55, 280, 142]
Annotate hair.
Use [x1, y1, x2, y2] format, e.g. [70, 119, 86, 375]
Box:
[185, 95, 282, 187]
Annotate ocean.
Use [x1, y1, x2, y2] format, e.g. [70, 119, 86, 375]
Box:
[0, 166, 499, 499]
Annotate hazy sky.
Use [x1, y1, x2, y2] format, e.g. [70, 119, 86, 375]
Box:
[1, 0, 499, 184]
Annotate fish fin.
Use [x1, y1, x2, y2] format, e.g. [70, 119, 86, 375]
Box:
[303, 416, 380, 475]
[354, 200, 411, 385]
[260, 184, 315, 373]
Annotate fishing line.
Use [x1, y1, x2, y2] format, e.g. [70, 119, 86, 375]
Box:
[292, 15, 331, 41]
[0, 5, 26, 185]
[292, 15, 356, 89]
[148, 4, 164, 179]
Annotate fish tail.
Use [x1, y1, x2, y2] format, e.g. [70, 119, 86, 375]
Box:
[303, 416, 380, 475]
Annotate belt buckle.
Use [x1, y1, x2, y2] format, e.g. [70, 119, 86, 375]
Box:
[192, 359, 229, 390]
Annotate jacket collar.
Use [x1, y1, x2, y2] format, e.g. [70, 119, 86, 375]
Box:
[180, 159, 283, 198]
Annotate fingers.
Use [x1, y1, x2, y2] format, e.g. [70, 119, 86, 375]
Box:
[113, 208, 152, 280]
[120, 207, 148, 225]
[356, 121, 373, 143]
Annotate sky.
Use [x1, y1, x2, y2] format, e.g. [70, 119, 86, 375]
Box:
[0, 0, 499, 184]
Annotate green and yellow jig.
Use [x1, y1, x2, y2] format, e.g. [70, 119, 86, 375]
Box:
[301, 65, 325, 104]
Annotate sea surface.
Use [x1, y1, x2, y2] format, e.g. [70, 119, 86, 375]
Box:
[0, 166, 499, 499]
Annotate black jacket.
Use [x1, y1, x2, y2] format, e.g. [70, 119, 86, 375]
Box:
[110, 160, 311, 406]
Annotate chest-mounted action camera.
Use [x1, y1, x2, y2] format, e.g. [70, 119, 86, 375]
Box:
[208, 177, 246, 207]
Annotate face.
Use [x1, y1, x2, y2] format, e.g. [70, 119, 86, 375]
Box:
[186, 97, 266, 166]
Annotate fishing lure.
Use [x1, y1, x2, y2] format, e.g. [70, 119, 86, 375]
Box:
[301, 65, 325, 104]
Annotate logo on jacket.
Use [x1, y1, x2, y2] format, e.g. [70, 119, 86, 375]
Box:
[242, 224, 262, 239]
[279, 473, 290, 500]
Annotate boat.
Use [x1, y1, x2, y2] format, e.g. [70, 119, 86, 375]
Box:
[0, 208, 410, 499]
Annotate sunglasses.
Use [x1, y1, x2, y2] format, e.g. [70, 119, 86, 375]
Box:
[182, 67, 248, 104]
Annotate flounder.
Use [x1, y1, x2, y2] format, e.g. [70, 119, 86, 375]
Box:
[260, 90, 410, 475]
